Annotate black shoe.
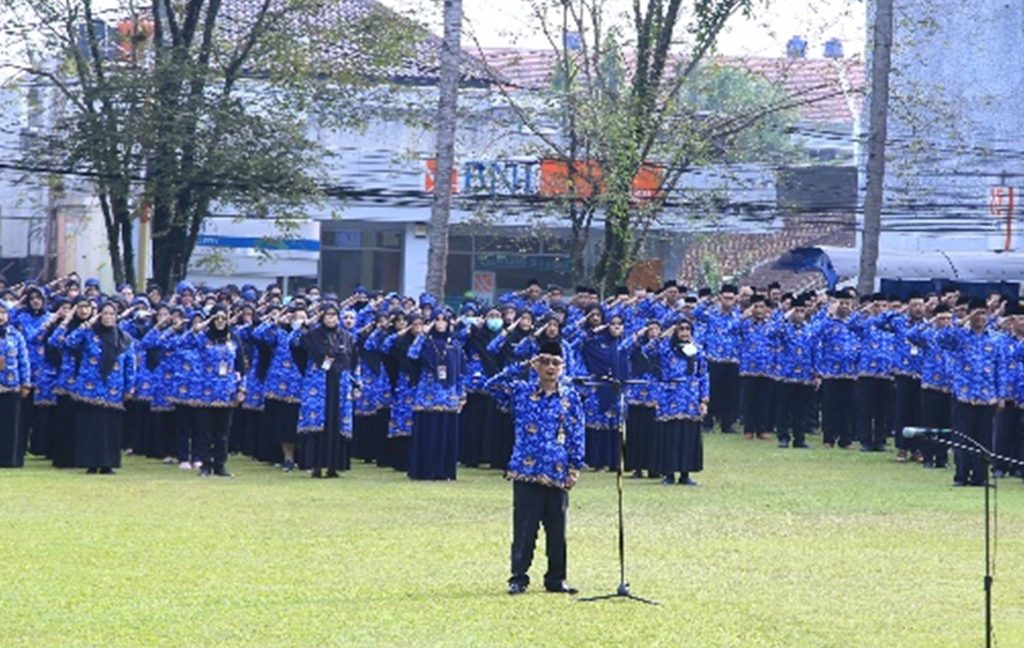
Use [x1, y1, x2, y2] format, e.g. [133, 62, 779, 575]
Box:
[326, 471, 340, 478]
[99, 467, 115, 475]
[214, 468, 232, 478]
[282, 459, 295, 473]
[545, 581, 578, 594]
[953, 480, 967, 487]
[629, 470, 643, 479]
[678, 476, 699, 486]
[792, 443, 811, 449]
[508, 582, 527, 595]
[660, 475, 676, 485]
[198, 467, 212, 477]
[311, 469, 323, 479]
[777, 441, 789, 448]
[85, 468, 98, 474]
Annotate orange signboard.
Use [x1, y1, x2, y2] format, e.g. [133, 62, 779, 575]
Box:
[538, 159, 664, 202]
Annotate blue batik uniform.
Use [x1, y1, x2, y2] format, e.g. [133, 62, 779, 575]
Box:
[907, 324, 953, 393]
[57, 325, 136, 409]
[233, 324, 263, 412]
[1006, 335, 1024, 406]
[887, 314, 926, 379]
[772, 321, 817, 385]
[849, 313, 894, 378]
[737, 318, 775, 377]
[407, 333, 465, 413]
[134, 326, 166, 404]
[167, 328, 203, 406]
[644, 339, 710, 422]
[0, 327, 31, 394]
[811, 316, 860, 379]
[175, 331, 244, 407]
[693, 303, 740, 363]
[48, 323, 88, 398]
[254, 322, 305, 404]
[295, 330, 357, 437]
[13, 310, 48, 389]
[354, 329, 392, 415]
[382, 333, 415, 438]
[150, 329, 180, 412]
[935, 327, 1008, 406]
[483, 363, 585, 489]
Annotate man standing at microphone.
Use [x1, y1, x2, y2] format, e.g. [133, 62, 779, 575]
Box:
[485, 341, 585, 595]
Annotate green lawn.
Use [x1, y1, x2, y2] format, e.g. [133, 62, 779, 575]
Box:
[2, 434, 1023, 647]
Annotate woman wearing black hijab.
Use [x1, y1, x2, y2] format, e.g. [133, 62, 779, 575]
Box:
[459, 307, 504, 467]
[407, 308, 465, 480]
[0, 302, 32, 467]
[53, 301, 135, 474]
[297, 303, 358, 478]
[47, 297, 96, 468]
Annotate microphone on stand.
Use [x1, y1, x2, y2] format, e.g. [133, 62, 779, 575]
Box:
[901, 427, 953, 438]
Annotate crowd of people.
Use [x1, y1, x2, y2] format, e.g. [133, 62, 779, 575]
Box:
[0, 273, 1021, 488]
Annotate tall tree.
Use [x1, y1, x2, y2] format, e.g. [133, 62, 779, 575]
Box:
[425, 0, 462, 299]
[858, 0, 892, 293]
[2, 0, 414, 288]
[472, 0, 836, 292]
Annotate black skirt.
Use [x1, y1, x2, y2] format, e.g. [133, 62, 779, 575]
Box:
[51, 395, 77, 468]
[74, 402, 123, 469]
[459, 392, 496, 468]
[374, 408, 391, 467]
[409, 411, 459, 480]
[30, 404, 56, 459]
[0, 392, 24, 468]
[352, 414, 376, 461]
[655, 419, 703, 474]
[265, 399, 299, 446]
[626, 404, 656, 472]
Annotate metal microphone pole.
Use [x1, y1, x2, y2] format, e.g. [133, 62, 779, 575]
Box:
[577, 375, 660, 605]
[902, 426, 1024, 648]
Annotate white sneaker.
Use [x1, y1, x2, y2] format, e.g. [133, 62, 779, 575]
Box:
[178, 461, 191, 470]
[192, 461, 203, 470]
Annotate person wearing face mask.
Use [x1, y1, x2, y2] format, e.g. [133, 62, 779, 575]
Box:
[487, 309, 536, 469]
[47, 297, 96, 468]
[407, 309, 466, 480]
[458, 307, 504, 468]
[643, 318, 708, 486]
[0, 301, 32, 468]
[53, 301, 136, 474]
[620, 319, 662, 478]
[297, 303, 359, 478]
[254, 304, 308, 472]
[179, 305, 246, 477]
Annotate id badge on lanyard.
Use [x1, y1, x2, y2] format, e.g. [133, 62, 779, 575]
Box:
[218, 361, 229, 377]
[436, 364, 447, 382]
[322, 357, 334, 371]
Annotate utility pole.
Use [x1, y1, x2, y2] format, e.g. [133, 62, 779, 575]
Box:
[424, 0, 462, 299]
[858, 0, 893, 294]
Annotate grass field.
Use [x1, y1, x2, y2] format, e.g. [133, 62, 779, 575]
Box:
[2, 434, 1024, 647]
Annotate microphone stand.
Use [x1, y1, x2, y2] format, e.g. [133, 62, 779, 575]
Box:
[902, 426, 1024, 648]
[575, 375, 660, 606]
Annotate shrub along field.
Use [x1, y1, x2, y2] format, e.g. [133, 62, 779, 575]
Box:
[2, 434, 1023, 647]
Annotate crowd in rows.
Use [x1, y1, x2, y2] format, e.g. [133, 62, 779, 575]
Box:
[0, 273, 1021, 487]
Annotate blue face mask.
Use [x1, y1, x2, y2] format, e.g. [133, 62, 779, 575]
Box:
[486, 318, 503, 332]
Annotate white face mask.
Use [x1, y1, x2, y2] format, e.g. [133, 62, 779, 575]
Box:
[682, 343, 698, 357]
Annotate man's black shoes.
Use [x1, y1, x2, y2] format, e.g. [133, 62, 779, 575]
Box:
[508, 582, 527, 595]
[544, 581, 578, 594]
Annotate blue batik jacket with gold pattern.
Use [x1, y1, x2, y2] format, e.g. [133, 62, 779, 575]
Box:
[56, 325, 136, 409]
[0, 327, 31, 394]
[484, 362, 585, 490]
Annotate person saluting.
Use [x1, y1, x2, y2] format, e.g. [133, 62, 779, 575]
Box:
[484, 341, 584, 596]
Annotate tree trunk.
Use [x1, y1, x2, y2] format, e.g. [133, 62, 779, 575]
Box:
[424, 0, 462, 299]
[858, 0, 893, 294]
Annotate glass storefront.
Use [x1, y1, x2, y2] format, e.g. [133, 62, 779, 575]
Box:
[320, 223, 404, 295]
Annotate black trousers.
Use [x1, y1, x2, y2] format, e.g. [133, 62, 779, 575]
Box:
[953, 403, 995, 486]
[708, 362, 740, 433]
[193, 407, 234, 471]
[920, 389, 952, 467]
[893, 375, 922, 452]
[993, 405, 1022, 475]
[821, 378, 856, 446]
[510, 480, 568, 588]
[857, 377, 892, 450]
[775, 382, 815, 446]
[740, 375, 774, 436]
